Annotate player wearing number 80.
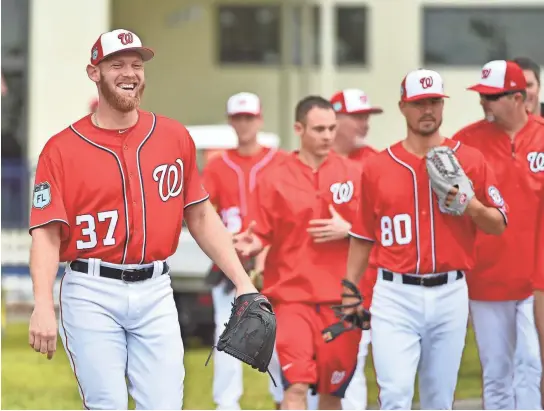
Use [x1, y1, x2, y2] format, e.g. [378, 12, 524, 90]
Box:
[27, 29, 260, 410]
[344, 69, 508, 410]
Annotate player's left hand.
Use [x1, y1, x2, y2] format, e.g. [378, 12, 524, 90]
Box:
[28, 304, 58, 360]
[307, 205, 351, 243]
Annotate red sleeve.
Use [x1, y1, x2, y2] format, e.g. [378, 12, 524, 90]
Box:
[29, 150, 70, 240]
[251, 177, 275, 247]
[348, 168, 375, 242]
[182, 128, 209, 208]
[476, 156, 508, 225]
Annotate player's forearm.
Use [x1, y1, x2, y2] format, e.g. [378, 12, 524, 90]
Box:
[466, 198, 506, 235]
[345, 237, 373, 284]
[534, 291, 544, 368]
[185, 201, 253, 289]
[29, 225, 61, 308]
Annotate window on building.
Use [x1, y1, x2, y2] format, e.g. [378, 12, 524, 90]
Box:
[217, 4, 368, 66]
[336, 6, 367, 65]
[217, 5, 281, 64]
[423, 7, 544, 65]
[1, 0, 30, 229]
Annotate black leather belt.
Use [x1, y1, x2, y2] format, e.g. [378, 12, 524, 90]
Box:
[382, 270, 463, 287]
[70, 260, 169, 283]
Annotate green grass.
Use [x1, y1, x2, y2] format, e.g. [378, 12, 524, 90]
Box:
[1, 322, 482, 410]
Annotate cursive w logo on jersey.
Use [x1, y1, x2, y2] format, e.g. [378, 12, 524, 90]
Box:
[527, 151, 544, 173]
[330, 181, 354, 205]
[153, 159, 184, 202]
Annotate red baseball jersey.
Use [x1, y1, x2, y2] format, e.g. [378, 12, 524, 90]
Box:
[252, 151, 362, 304]
[202, 147, 286, 234]
[349, 138, 508, 275]
[29, 110, 209, 264]
[534, 198, 544, 291]
[452, 114, 544, 300]
[348, 145, 379, 164]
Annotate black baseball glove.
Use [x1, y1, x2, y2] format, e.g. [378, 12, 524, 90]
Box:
[205, 292, 277, 385]
[322, 279, 370, 343]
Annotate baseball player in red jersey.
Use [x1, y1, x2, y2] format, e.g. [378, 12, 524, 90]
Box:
[535, 196, 544, 406]
[452, 60, 544, 410]
[343, 69, 508, 410]
[27, 29, 259, 410]
[330, 88, 382, 164]
[329, 88, 381, 410]
[233, 96, 362, 410]
[202, 91, 286, 410]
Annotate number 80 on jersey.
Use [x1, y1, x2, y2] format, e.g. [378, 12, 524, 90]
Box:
[381, 214, 412, 247]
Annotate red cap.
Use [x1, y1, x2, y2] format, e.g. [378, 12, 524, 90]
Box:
[330, 89, 383, 115]
[90, 29, 154, 66]
[400, 69, 449, 102]
[467, 60, 527, 95]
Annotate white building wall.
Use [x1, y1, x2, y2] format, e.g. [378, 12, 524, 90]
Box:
[27, 0, 111, 163]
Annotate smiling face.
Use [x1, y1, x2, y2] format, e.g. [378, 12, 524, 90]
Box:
[87, 51, 145, 112]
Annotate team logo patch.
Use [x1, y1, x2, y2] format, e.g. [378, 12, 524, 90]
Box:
[330, 181, 354, 205]
[153, 159, 184, 202]
[91, 47, 98, 61]
[33, 182, 51, 209]
[527, 151, 544, 173]
[333, 102, 343, 112]
[487, 186, 504, 207]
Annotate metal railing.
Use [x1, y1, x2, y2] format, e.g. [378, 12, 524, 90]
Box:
[1, 159, 30, 229]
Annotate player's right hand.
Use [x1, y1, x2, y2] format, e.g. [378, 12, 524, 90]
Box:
[29, 304, 58, 360]
[340, 292, 360, 316]
[233, 221, 262, 257]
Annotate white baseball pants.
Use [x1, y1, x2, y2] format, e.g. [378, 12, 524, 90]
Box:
[212, 283, 292, 409]
[212, 283, 320, 409]
[370, 269, 469, 410]
[342, 330, 371, 410]
[470, 296, 542, 410]
[212, 283, 244, 409]
[59, 262, 184, 410]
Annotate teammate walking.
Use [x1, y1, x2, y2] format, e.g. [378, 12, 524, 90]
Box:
[512, 57, 541, 117]
[453, 59, 544, 410]
[330, 88, 382, 410]
[27, 29, 259, 410]
[234, 96, 362, 410]
[330, 88, 382, 163]
[202, 91, 286, 410]
[343, 69, 508, 410]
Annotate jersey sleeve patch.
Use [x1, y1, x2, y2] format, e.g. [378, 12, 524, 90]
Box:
[487, 185, 505, 207]
[33, 182, 52, 209]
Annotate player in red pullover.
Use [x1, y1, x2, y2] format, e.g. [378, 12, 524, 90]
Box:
[453, 60, 544, 410]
